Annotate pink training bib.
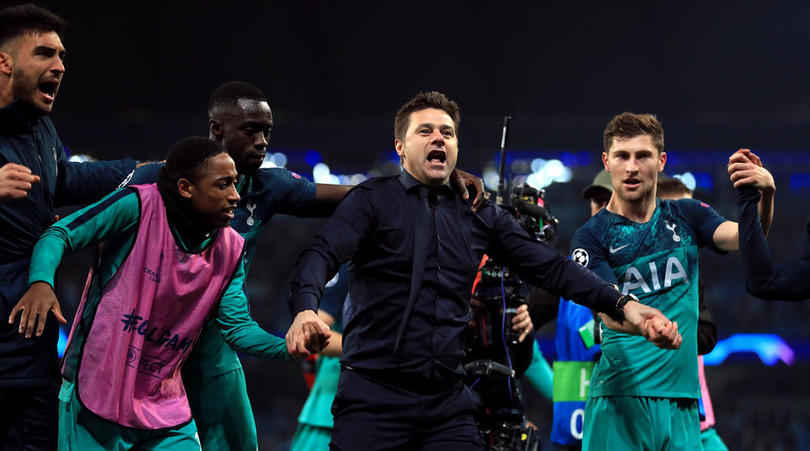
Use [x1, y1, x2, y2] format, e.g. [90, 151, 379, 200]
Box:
[698, 355, 716, 431]
[72, 184, 244, 429]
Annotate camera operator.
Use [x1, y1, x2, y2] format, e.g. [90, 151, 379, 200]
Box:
[463, 184, 563, 450]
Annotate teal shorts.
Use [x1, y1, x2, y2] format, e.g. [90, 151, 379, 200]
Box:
[700, 427, 728, 451]
[290, 423, 332, 451]
[183, 367, 257, 451]
[58, 380, 201, 451]
[583, 396, 701, 451]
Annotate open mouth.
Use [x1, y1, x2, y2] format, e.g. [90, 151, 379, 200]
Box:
[38, 81, 58, 102]
[623, 178, 641, 188]
[426, 150, 446, 164]
[223, 207, 236, 220]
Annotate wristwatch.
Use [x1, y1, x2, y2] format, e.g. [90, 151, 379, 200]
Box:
[611, 293, 639, 322]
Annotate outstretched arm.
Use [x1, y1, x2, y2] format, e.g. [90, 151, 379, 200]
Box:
[217, 259, 324, 360]
[713, 149, 777, 251]
[286, 188, 373, 356]
[11, 189, 139, 337]
[305, 184, 352, 217]
[489, 209, 682, 349]
[727, 149, 810, 300]
[735, 186, 810, 301]
[56, 147, 136, 207]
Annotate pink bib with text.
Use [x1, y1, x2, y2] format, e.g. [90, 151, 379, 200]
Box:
[74, 184, 243, 429]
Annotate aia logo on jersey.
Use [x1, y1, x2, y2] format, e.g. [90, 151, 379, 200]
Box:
[291, 172, 302, 180]
[700, 202, 710, 208]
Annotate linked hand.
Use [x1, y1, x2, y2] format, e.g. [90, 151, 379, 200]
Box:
[451, 168, 489, 211]
[511, 304, 534, 343]
[9, 282, 67, 339]
[599, 301, 682, 350]
[285, 310, 332, 358]
[639, 317, 682, 350]
[728, 149, 774, 193]
[303, 321, 329, 354]
[0, 163, 40, 203]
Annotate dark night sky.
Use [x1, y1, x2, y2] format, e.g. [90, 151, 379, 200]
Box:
[29, 1, 810, 166]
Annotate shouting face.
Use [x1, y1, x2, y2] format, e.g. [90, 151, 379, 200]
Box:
[395, 108, 458, 187]
[6, 31, 66, 114]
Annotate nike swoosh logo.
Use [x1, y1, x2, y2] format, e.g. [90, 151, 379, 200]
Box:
[610, 243, 630, 253]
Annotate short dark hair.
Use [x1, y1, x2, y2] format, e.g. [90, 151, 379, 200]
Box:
[207, 81, 267, 119]
[165, 137, 228, 182]
[603, 112, 664, 154]
[657, 177, 692, 198]
[0, 4, 67, 51]
[394, 91, 460, 141]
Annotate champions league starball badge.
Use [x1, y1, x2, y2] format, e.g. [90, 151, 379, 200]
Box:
[572, 248, 589, 266]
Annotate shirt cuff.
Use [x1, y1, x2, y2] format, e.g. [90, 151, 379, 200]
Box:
[289, 292, 320, 315]
[27, 279, 54, 290]
[592, 284, 622, 314]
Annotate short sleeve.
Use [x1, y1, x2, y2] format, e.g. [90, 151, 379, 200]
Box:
[677, 198, 727, 252]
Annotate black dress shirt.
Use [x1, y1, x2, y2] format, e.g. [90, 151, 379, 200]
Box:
[289, 171, 620, 386]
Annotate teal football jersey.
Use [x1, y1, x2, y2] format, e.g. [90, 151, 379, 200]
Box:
[570, 198, 726, 398]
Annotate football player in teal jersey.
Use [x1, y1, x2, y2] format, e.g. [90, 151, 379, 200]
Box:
[571, 112, 775, 450]
[656, 177, 728, 451]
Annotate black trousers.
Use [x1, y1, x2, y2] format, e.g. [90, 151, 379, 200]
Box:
[0, 384, 58, 451]
[331, 368, 485, 451]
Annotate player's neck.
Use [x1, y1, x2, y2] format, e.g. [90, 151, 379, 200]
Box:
[606, 191, 657, 223]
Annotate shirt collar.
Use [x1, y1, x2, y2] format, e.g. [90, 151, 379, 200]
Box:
[0, 99, 41, 131]
[398, 170, 454, 195]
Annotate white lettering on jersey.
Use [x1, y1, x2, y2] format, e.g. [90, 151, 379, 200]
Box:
[649, 261, 661, 290]
[622, 266, 651, 294]
[664, 256, 688, 287]
[622, 257, 688, 294]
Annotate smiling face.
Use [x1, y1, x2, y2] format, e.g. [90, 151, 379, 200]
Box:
[394, 108, 458, 187]
[210, 98, 273, 176]
[6, 31, 65, 114]
[603, 134, 666, 206]
[182, 152, 241, 228]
